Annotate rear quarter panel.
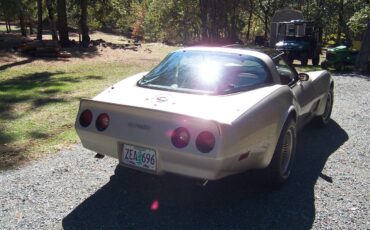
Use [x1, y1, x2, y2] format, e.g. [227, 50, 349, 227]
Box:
[219, 85, 295, 171]
[307, 70, 333, 115]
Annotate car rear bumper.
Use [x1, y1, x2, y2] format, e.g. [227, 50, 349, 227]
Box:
[77, 129, 263, 180]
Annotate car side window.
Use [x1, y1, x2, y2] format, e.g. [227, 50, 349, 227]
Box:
[274, 57, 297, 85]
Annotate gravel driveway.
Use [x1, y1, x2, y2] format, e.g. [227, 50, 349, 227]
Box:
[1, 73, 369, 230]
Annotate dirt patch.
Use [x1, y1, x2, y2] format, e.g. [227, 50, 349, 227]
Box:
[0, 32, 172, 68]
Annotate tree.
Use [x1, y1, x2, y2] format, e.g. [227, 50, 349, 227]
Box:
[57, 0, 69, 47]
[347, 6, 370, 39]
[80, 0, 90, 47]
[242, 0, 256, 41]
[37, 0, 43, 40]
[19, 7, 27, 36]
[0, 0, 13, 33]
[355, 20, 370, 72]
[45, 0, 59, 40]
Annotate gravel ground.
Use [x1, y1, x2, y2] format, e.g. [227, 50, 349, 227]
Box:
[0, 73, 369, 230]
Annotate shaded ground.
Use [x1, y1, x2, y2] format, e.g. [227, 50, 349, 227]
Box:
[62, 121, 349, 229]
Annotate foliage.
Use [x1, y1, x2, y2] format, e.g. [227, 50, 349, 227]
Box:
[0, 0, 370, 44]
[0, 0, 369, 46]
[347, 6, 370, 39]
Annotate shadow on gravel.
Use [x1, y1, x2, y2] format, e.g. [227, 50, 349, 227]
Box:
[63, 120, 348, 230]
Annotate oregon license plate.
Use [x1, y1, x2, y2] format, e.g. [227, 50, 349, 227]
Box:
[122, 144, 157, 171]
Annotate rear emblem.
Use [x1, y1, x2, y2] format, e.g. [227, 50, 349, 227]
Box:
[128, 122, 151, 130]
[151, 94, 173, 104]
[156, 96, 168, 103]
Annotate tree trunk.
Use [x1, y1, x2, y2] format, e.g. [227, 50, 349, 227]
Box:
[335, 0, 344, 43]
[80, 0, 90, 47]
[46, 0, 59, 41]
[7, 19, 11, 32]
[37, 0, 43, 40]
[28, 18, 33, 35]
[5, 19, 10, 33]
[199, 0, 208, 41]
[264, 14, 268, 40]
[355, 21, 370, 72]
[209, 0, 218, 41]
[29, 23, 33, 35]
[57, 0, 69, 47]
[19, 10, 27, 37]
[246, 12, 253, 41]
[229, 0, 238, 42]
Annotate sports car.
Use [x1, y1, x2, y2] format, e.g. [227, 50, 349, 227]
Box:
[75, 46, 334, 186]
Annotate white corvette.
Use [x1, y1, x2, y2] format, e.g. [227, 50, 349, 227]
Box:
[75, 47, 334, 186]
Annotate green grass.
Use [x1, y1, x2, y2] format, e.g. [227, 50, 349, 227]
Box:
[0, 45, 177, 169]
[295, 64, 323, 73]
[0, 23, 21, 33]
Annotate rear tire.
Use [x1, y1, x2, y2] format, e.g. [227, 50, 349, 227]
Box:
[260, 118, 297, 187]
[334, 63, 344, 71]
[315, 88, 334, 126]
[300, 53, 308, 66]
[312, 53, 320, 66]
[287, 54, 294, 64]
[321, 60, 328, 69]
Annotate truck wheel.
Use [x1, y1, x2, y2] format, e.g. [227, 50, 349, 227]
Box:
[312, 54, 320, 66]
[321, 60, 328, 69]
[260, 118, 297, 187]
[334, 63, 343, 71]
[300, 53, 308, 66]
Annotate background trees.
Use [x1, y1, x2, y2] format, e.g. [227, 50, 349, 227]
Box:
[0, 0, 368, 46]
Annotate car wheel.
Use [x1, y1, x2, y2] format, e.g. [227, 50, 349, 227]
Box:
[300, 53, 308, 66]
[260, 118, 297, 186]
[315, 88, 334, 126]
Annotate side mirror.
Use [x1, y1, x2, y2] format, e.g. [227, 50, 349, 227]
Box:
[298, 73, 309, 81]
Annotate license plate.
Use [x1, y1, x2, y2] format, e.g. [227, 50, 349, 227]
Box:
[122, 144, 157, 171]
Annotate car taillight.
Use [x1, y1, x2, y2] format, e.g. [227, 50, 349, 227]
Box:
[171, 127, 190, 148]
[196, 131, 215, 153]
[79, 109, 93, 127]
[96, 113, 110, 131]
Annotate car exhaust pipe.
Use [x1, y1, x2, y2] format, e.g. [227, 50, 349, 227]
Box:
[94, 153, 105, 159]
[196, 179, 209, 187]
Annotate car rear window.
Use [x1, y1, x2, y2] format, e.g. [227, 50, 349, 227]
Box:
[138, 50, 271, 94]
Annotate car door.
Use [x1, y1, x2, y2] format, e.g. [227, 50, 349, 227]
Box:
[274, 57, 317, 119]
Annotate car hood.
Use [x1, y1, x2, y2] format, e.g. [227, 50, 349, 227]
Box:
[93, 72, 283, 124]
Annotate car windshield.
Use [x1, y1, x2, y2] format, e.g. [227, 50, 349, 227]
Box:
[138, 50, 270, 94]
[283, 36, 309, 42]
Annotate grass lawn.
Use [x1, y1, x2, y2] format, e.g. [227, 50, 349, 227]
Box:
[0, 37, 177, 169]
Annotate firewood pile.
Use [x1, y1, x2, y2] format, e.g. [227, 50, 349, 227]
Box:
[18, 40, 72, 58]
[17, 38, 141, 58]
[91, 38, 141, 51]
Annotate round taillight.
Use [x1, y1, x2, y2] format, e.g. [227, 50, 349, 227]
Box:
[171, 127, 190, 148]
[96, 113, 110, 131]
[196, 131, 215, 153]
[79, 110, 93, 127]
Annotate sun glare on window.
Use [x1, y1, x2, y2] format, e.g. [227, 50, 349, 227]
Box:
[197, 61, 221, 85]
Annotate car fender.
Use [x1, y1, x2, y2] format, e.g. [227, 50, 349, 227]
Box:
[307, 70, 333, 115]
[228, 85, 296, 170]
